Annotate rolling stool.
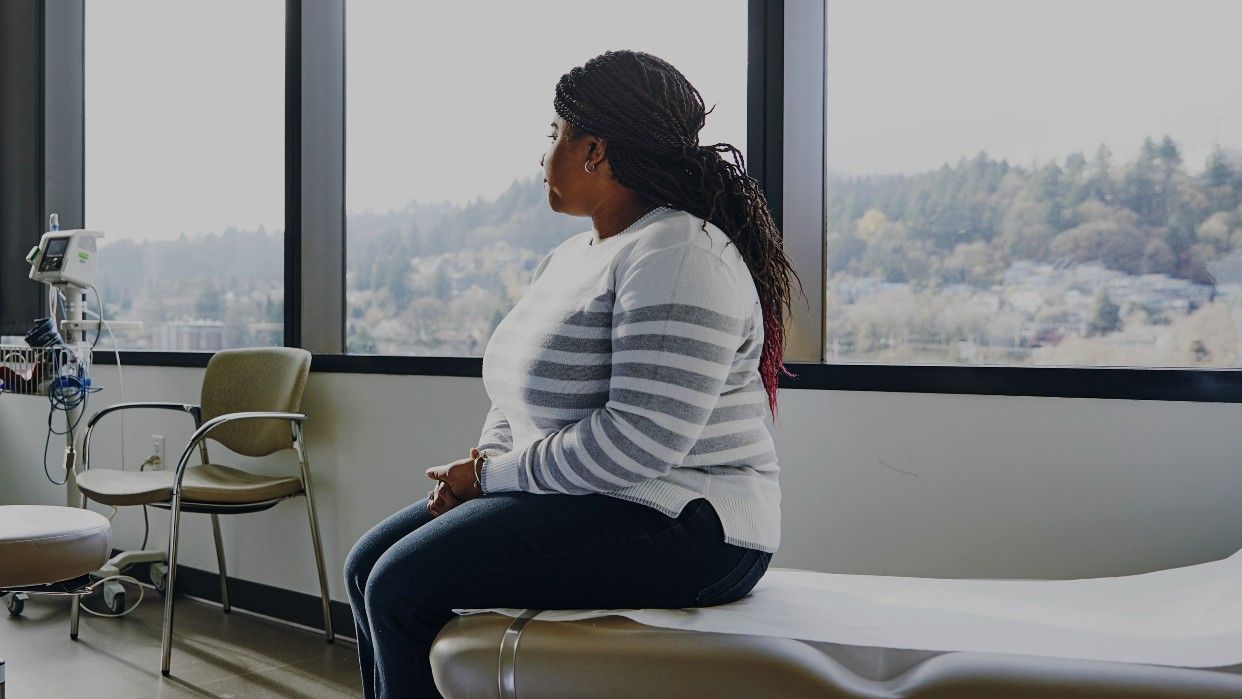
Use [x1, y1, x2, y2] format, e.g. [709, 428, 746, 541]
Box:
[0, 505, 113, 697]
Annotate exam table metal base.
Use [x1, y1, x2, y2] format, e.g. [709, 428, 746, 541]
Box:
[430, 613, 1242, 699]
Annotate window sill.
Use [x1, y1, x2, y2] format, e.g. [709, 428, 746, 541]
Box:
[780, 363, 1242, 403]
[91, 352, 1242, 402]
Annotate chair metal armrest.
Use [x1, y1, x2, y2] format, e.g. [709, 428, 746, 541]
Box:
[171, 412, 307, 492]
[82, 402, 201, 472]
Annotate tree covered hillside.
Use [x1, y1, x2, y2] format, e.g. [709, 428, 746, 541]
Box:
[827, 138, 1242, 289]
[826, 138, 1242, 367]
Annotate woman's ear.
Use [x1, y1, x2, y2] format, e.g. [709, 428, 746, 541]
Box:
[584, 134, 608, 173]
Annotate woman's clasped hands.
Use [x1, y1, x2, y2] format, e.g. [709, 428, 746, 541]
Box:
[424, 447, 485, 516]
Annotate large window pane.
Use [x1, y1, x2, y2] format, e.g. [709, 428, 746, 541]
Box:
[346, 1, 746, 356]
[86, 1, 284, 351]
[825, 0, 1242, 367]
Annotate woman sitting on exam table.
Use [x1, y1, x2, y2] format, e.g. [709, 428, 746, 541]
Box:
[344, 50, 798, 699]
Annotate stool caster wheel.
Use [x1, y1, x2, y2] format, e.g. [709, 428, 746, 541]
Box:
[150, 562, 168, 596]
[4, 593, 24, 617]
[103, 580, 126, 615]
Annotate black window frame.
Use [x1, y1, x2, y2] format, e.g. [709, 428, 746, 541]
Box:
[70, 0, 1242, 403]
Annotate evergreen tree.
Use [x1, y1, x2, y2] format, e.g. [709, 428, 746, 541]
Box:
[1087, 290, 1122, 337]
[1206, 147, 1233, 188]
[195, 282, 224, 320]
[1158, 135, 1182, 167]
[1086, 143, 1114, 202]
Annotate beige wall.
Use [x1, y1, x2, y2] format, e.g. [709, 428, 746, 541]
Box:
[3, 363, 1241, 603]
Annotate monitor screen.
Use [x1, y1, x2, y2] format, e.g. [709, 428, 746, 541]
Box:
[45, 237, 69, 256]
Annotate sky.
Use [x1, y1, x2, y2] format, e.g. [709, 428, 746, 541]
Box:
[826, 0, 1242, 176]
[83, 0, 1242, 242]
[83, 0, 746, 241]
[84, 1, 285, 242]
[345, 1, 748, 218]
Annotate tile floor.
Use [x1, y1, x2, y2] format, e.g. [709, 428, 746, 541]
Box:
[1, 587, 361, 697]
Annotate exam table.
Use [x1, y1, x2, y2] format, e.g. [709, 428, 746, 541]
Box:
[431, 558, 1242, 698]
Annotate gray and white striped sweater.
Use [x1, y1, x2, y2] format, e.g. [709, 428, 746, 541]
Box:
[478, 208, 780, 553]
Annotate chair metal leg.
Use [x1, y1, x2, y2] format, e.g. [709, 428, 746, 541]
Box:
[304, 491, 334, 643]
[294, 423, 334, 643]
[210, 514, 230, 613]
[160, 494, 184, 676]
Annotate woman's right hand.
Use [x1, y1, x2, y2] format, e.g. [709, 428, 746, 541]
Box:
[427, 480, 460, 517]
[426, 453, 477, 516]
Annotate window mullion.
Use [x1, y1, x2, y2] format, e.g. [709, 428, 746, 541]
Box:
[781, 0, 826, 363]
[290, 0, 345, 354]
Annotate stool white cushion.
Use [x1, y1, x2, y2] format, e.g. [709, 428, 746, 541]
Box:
[0, 506, 112, 588]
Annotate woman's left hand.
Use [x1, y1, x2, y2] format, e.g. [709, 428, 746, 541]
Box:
[425, 447, 484, 505]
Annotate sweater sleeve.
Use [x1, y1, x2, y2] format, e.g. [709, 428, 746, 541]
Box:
[475, 404, 513, 457]
[480, 243, 748, 495]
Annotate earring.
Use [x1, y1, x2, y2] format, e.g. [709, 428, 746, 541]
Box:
[584, 161, 595, 173]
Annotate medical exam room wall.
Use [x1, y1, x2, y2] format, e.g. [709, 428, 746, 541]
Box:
[3, 365, 1242, 606]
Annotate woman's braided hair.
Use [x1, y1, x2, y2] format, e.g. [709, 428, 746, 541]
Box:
[554, 50, 801, 415]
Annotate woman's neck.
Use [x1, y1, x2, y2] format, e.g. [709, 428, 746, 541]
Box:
[591, 194, 659, 241]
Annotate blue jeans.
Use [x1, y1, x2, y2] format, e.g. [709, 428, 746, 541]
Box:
[344, 493, 772, 698]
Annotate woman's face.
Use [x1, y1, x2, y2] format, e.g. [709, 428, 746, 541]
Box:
[541, 116, 601, 216]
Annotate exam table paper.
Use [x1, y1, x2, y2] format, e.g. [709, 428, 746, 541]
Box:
[455, 548, 1242, 668]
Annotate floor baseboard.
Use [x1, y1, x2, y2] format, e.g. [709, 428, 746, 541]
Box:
[109, 550, 355, 643]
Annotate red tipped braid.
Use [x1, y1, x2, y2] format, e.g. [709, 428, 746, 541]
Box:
[763, 314, 793, 414]
[554, 51, 803, 417]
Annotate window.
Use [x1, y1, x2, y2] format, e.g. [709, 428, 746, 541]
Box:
[345, 1, 747, 356]
[824, 0, 1242, 368]
[35, 0, 1242, 399]
[85, 0, 285, 351]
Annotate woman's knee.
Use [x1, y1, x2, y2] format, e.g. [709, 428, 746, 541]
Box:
[344, 536, 379, 597]
[363, 548, 450, 629]
[345, 501, 436, 597]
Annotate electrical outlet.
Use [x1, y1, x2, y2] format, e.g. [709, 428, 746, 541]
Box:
[150, 435, 165, 470]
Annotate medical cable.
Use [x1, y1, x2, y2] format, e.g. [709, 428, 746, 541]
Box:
[86, 286, 126, 471]
[40, 288, 106, 484]
[77, 574, 145, 618]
